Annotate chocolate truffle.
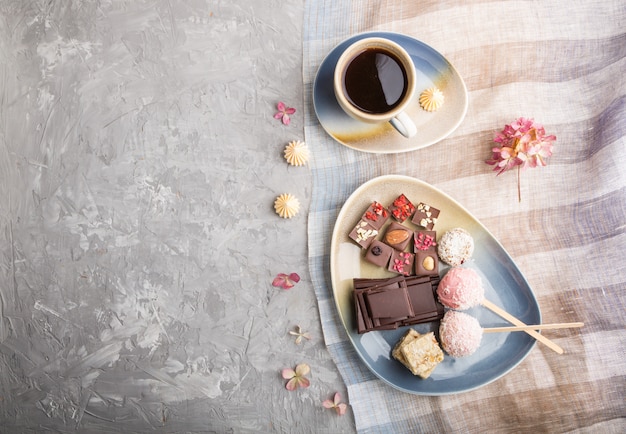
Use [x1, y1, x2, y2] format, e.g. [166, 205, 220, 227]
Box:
[438, 227, 474, 266]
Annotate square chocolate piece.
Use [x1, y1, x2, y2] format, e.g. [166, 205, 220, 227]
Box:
[411, 202, 440, 229]
[404, 276, 443, 323]
[382, 221, 412, 251]
[365, 240, 393, 267]
[415, 250, 439, 276]
[388, 250, 415, 276]
[389, 194, 416, 223]
[413, 230, 437, 252]
[365, 286, 414, 320]
[362, 201, 390, 230]
[349, 220, 379, 249]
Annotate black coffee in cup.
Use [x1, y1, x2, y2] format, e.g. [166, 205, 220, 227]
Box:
[342, 47, 408, 114]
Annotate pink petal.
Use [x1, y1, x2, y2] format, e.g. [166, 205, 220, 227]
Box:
[281, 368, 295, 379]
[272, 274, 288, 287]
[285, 377, 298, 391]
[288, 273, 301, 283]
[322, 399, 334, 409]
[282, 113, 290, 125]
[277, 101, 286, 111]
[336, 403, 347, 415]
[333, 392, 342, 405]
[285, 107, 296, 115]
[274, 112, 283, 120]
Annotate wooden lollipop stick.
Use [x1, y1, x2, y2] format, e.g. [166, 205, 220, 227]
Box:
[481, 299, 565, 354]
[483, 322, 584, 333]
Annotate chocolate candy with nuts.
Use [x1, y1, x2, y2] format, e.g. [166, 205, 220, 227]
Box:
[349, 220, 379, 249]
[412, 202, 440, 230]
[415, 250, 439, 276]
[383, 221, 412, 250]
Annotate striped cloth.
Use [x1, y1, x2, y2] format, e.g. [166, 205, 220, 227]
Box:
[304, 1, 626, 432]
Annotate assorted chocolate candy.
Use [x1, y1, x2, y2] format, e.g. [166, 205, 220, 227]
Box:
[350, 197, 440, 277]
[349, 195, 445, 339]
[349, 195, 446, 336]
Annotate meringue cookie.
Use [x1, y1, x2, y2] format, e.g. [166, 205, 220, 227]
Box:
[274, 193, 300, 218]
[419, 87, 445, 112]
[284, 140, 310, 166]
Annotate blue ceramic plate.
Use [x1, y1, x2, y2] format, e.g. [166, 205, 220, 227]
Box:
[330, 175, 540, 395]
[314, 32, 468, 154]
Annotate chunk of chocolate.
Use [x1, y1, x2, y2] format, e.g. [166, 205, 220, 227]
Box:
[365, 286, 413, 320]
[365, 240, 393, 267]
[411, 202, 440, 229]
[353, 275, 443, 333]
[388, 194, 416, 223]
[362, 201, 390, 230]
[354, 276, 406, 332]
[402, 275, 443, 325]
[413, 230, 437, 252]
[349, 219, 378, 248]
[388, 250, 415, 276]
[383, 221, 412, 250]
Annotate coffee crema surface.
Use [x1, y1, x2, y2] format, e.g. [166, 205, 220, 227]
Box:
[343, 48, 408, 114]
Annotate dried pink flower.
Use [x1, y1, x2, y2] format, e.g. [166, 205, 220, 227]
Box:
[272, 272, 301, 289]
[274, 101, 296, 125]
[289, 325, 312, 344]
[281, 363, 310, 391]
[322, 392, 347, 415]
[486, 117, 556, 201]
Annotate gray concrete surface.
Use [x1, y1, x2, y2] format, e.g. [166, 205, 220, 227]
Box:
[0, 1, 354, 432]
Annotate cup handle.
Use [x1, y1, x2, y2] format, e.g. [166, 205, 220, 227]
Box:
[389, 112, 417, 138]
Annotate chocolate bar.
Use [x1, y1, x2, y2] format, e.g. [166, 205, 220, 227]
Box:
[353, 275, 443, 334]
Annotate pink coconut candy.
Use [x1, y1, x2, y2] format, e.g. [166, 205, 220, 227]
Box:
[436, 267, 484, 310]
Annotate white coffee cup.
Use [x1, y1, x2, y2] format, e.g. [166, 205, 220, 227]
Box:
[333, 37, 417, 138]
